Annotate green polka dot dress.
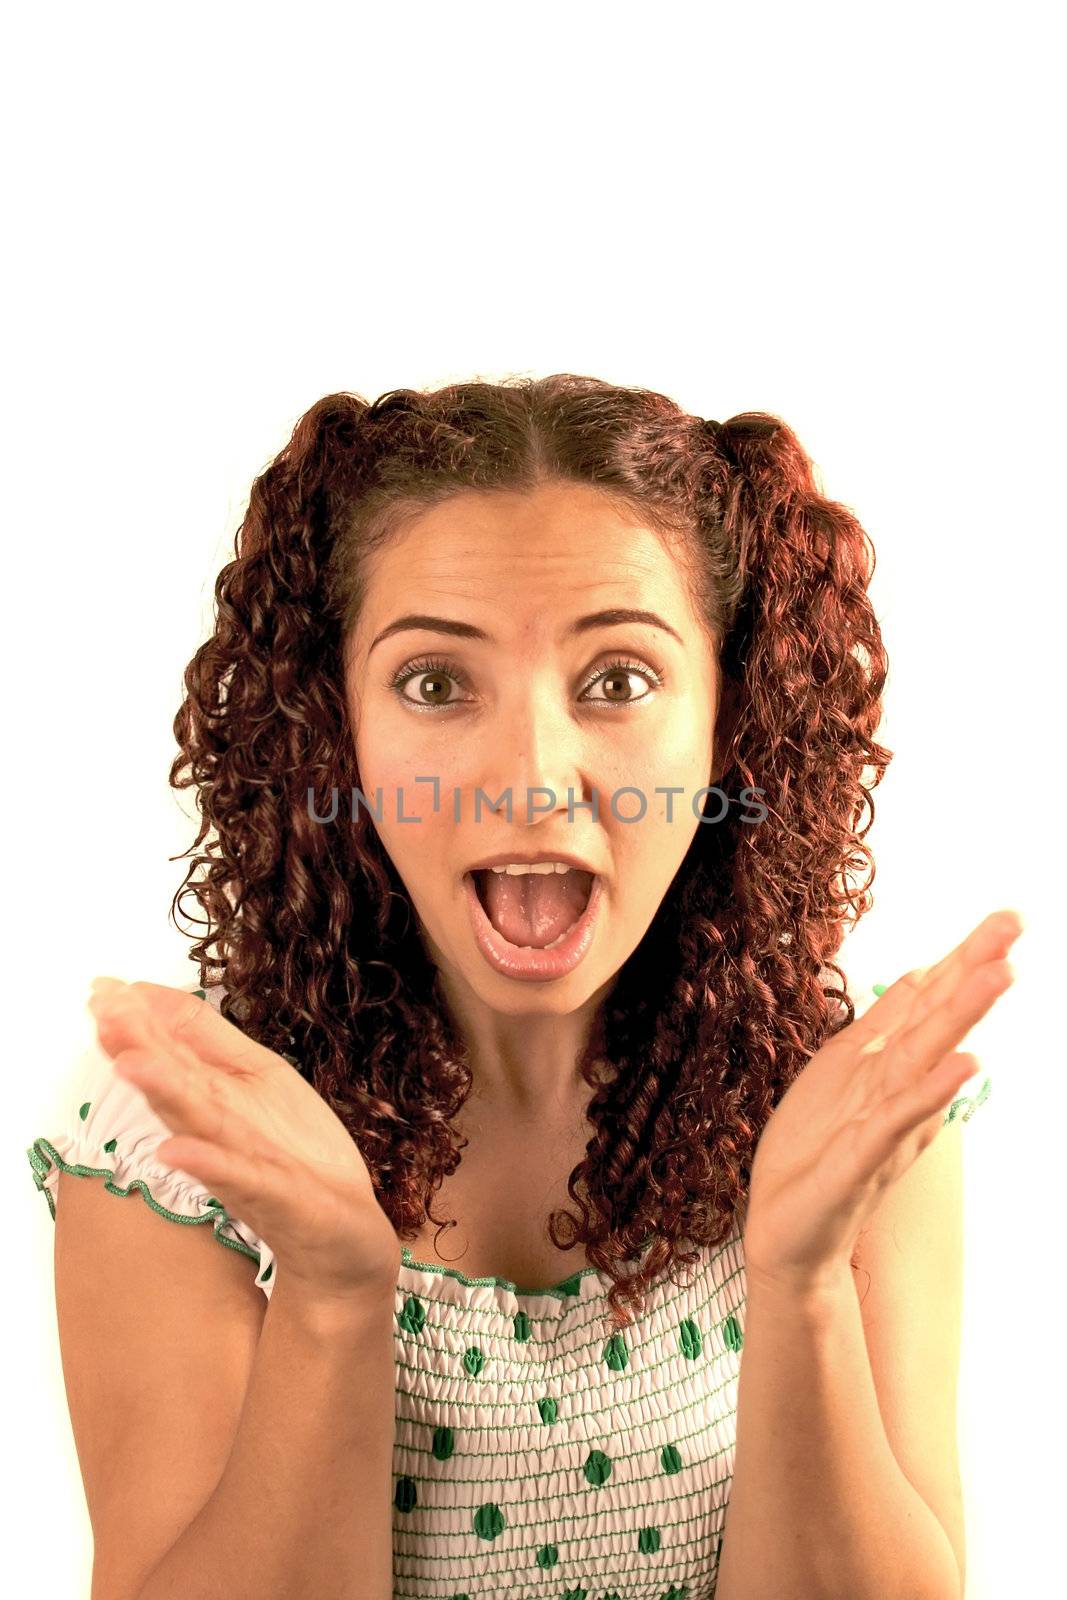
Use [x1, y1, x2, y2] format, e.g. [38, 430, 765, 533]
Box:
[26, 978, 991, 1599]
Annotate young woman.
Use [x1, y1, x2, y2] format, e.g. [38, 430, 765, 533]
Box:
[28, 374, 1016, 1600]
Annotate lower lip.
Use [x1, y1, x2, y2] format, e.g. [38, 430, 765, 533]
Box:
[462, 871, 605, 982]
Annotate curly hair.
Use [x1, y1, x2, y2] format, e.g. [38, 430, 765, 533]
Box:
[169, 374, 892, 1333]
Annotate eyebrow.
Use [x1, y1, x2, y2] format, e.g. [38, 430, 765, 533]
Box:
[368, 607, 685, 656]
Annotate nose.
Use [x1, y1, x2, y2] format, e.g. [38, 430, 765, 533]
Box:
[479, 682, 591, 827]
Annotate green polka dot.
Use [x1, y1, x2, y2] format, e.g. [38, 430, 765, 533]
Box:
[103, 1137, 117, 1153]
[260, 1259, 273, 1282]
[463, 1346, 484, 1377]
[662, 1587, 688, 1600]
[638, 1526, 660, 1554]
[562, 1588, 588, 1600]
[432, 1425, 454, 1461]
[660, 1442, 683, 1474]
[872, 982, 887, 996]
[513, 1310, 532, 1342]
[678, 1317, 702, 1359]
[583, 1448, 612, 1486]
[193, 989, 207, 999]
[394, 1475, 417, 1513]
[723, 1313, 743, 1353]
[473, 1501, 505, 1540]
[397, 1294, 427, 1336]
[603, 1332, 629, 1371]
[79, 1101, 91, 1121]
[535, 1542, 558, 1569]
[556, 1273, 582, 1296]
[537, 1396, 558, 1424]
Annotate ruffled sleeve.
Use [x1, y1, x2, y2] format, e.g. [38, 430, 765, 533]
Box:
[849, 978, 992, 1127]
[25, 982, 277, 1299]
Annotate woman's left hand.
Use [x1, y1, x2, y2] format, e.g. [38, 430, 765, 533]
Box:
[742, 908, 1023, 1298]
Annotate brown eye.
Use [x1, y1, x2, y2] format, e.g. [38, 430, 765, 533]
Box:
[595, 670, 640, 702]
[408, 670, 455, 706]
[580, 658, 662, 706]
[389, 655, 470, 712]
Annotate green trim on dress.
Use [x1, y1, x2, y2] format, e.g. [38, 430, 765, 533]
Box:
[25, 1138, 264, 1268]
[397, 1243, 604, 1300]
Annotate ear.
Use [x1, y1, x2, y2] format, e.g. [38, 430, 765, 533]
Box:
[710, 674, 742, 785]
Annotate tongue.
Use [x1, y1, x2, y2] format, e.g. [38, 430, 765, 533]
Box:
[478, 869, 593, 948]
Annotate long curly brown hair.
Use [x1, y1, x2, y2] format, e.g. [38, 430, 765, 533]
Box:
[169, 374, 891, 1332]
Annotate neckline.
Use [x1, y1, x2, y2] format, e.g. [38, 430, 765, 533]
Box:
[398, 1232, 658, 1299]
[398, 1243, 601, 1298]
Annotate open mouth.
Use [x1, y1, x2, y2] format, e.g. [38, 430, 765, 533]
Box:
[470, 866, 595, 951]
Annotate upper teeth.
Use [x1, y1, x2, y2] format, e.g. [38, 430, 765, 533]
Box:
[487, 861, 578, 875]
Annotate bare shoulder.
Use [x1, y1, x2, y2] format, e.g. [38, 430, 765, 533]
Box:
[54, 1167, 267, 1598]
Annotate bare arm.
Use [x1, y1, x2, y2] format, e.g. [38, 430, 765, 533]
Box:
[132, 1280, 396, 1600]
[714, 1268, 962, 1600]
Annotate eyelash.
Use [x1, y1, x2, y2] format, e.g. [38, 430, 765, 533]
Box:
[386, 653, 665, 713]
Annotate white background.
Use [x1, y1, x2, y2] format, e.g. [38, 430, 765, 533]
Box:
[5, 3, 1062, 1596]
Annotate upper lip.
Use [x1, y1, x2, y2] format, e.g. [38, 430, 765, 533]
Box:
[464, 850, 601, 876]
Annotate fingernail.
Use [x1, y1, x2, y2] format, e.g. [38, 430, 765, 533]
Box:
[90, 976, 127, 994]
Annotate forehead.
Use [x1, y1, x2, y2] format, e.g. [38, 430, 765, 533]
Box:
[356, 482, 693, 627]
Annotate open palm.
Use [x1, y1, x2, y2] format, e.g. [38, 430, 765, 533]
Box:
[742, 909, 1022, 1297]
[88, 978, 402, 1301]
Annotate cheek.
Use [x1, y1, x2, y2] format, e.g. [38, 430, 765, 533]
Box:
[606, 719, 713, 820]
[359, 749, 467, 825]
[604, 738, 710, 884]
[354, 736, 460, 876]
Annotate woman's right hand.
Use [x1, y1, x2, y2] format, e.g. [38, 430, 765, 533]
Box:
[87, 977, 402, 1306]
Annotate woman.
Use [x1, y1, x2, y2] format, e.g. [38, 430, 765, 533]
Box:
[28, 375, 1016, 1599]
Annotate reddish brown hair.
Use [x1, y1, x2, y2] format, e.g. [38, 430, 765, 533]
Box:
[170, 375, 891, 1330]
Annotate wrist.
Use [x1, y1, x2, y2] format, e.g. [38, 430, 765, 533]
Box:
[743, 1256, 857, 1313]
[269, 1272, 397, 1337]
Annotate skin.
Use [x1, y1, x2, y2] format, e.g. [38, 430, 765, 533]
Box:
[344, 480, 732, 1124]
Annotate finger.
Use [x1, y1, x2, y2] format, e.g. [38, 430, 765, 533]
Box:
[848, 908, 1023, 1043]
[91, 979, 272, 1077]
[90, 987, 214, 1085]
[124, 980, 280, 1076]
[109, 1045, 242, 1151]
[881, 1051, 982, 1152]
[908, 909, 1022, 1010]
[848, 1051, 981, 1181]
[91, 983, 257, 1092]
[91, 994, 271, 1159]
[888, 958, 1013, 1095]
[152, 1132, 292, 1233]
[936, 1052, 984, 1118]
[111, 1037, 299, 1177]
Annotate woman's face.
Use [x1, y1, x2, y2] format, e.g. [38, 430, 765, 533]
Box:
[345, 481, 724, 1019]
